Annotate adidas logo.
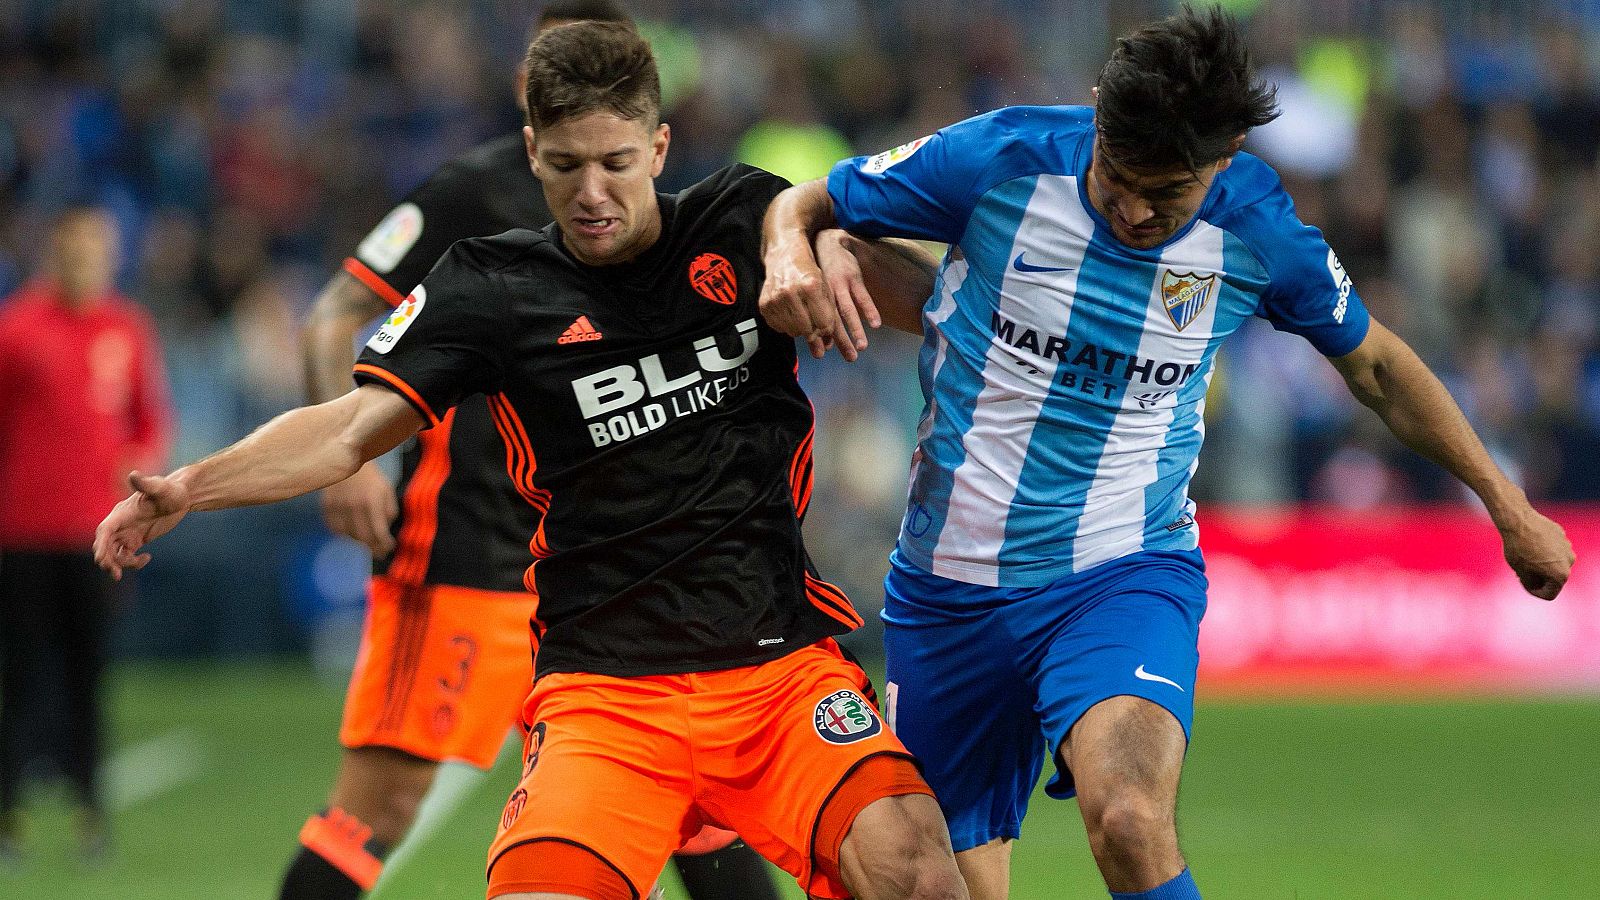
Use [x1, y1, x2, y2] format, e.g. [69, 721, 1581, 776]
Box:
[558, 316, 603, 345]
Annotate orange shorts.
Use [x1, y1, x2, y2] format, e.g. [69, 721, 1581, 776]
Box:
[339, 575, 536, 769]
[486, 639, 931, 900]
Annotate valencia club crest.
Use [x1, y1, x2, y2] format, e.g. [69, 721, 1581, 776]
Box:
[689, 252, 738, 305]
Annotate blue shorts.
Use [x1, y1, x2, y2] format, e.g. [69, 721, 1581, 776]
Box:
[882, 547, 1207, 853]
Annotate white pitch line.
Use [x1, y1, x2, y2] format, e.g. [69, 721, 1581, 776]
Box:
[104, 728, 207, 810]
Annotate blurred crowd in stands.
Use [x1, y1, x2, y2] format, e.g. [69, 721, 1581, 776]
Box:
[2, 0, 1597, 653]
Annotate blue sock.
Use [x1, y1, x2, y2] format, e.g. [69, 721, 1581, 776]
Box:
[1110, 867, 1200, 900]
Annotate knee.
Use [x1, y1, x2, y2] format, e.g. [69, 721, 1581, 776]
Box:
[841, 794, 967, 900]
[871, 848, 967, 900]
[367, 787, 427, 842]
[1084, 786, 1174, 856]
[887, 838, 966, 900]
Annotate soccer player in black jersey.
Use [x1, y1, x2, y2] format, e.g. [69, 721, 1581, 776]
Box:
[287, 4, 780, 898]
[99, 20, 967, 900]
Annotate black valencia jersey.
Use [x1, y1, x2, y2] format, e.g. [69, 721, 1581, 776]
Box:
[353, 165, 864, 678]
[344, 134, 550, 592]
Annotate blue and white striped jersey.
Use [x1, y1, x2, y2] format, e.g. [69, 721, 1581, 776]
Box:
[829, 105, 1370, 587]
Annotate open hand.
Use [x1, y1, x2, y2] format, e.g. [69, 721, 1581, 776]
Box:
[321, 460, 398, 556]
[93, 471, 194, 580]
[811, 229, 884, 362]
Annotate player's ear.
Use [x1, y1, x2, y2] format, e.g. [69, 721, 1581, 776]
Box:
[524, 125, 541, 178]
[1213, 134, 1247, 174]
[650, 122, 670, 178]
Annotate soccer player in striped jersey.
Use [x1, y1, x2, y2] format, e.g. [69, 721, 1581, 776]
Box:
[760, 5, 1574, 899]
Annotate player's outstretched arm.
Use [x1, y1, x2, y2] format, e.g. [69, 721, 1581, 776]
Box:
[302, 270, 402, 555]
[94, 385, 424, 579]
[814, 229, 936, 338]
[762, 178, 858, 360]
[1329, 320, 1575, 599]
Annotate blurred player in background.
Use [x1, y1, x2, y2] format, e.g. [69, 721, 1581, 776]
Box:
[0, 206, 171, 866]
[288, 2, 777, 899]
[101, 20, 966, 900]
[762, 5, 1575, 899]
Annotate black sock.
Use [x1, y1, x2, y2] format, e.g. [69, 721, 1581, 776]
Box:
[673, 840, 781, 900]
[279, 844, 366, 900]
[279, 808, 387, 900]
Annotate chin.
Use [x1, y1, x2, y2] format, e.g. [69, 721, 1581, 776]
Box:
[1118, 229, 1170, 249]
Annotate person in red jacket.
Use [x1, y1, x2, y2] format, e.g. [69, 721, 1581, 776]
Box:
[0, 206, 171, 864]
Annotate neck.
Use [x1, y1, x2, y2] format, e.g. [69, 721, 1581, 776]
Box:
[53, 280, 103, 310]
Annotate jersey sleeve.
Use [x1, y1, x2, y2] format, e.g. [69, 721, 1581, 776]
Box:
[827, 133, 976, 244]
[1230, 187, 1371, 357]
[345, 163, 482, 307]
[352, 241, 508, 427]
[827, 112, 1025, 244]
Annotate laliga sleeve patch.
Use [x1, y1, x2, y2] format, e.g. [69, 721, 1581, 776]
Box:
[366, 284, 426, 354]
[862, 136, 932, 175]
[356, 202, 424, 275]
[813, 689, 883, 744]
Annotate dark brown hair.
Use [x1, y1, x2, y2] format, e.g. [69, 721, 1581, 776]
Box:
[1095, 3, 1279, 171]
[536, 0, 632, 28]
[524, 21, 659, 130]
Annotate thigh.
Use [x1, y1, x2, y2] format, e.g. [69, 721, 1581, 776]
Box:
[1030, 552, 1206, 799]
[693, 640, 929, 900]
[884, 562, 1043, 853]
[340, 577, 536, 769]
[486, 674, 696, 899]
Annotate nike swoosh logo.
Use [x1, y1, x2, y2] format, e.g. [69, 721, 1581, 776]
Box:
[1012, 252, 1074, 274]
[1134, 665, 1185, 692]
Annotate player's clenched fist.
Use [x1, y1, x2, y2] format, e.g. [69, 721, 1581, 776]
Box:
[1499, 508, 1576, 601]
[93, 471, 193, 580]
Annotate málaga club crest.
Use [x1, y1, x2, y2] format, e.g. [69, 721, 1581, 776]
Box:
[1160, 270, 1218, 331]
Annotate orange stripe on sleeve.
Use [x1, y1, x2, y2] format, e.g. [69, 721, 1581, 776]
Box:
[352, 363, 442, 428]
[343, 257, 408, 308]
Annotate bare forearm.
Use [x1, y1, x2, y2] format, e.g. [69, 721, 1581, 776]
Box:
[303, 272, 389, 404]
[763, 179, 838, 258]
[1349, 339, 1524, 522]
[176, 389, 418, 512]
[175, 403, 364, 511]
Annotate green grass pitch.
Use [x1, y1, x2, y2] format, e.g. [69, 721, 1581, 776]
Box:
[2, 664, 1596, 898]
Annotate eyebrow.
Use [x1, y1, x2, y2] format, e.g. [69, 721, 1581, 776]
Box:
[545, 148, 637, 161]
[1100, 150, 1196, 192]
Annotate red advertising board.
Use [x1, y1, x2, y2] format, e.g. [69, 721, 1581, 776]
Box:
[1197, 506, 1600, 695]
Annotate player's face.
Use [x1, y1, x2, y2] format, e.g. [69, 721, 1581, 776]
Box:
[1086, 140, 1234, 250]
[527, 112, 670, 266]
